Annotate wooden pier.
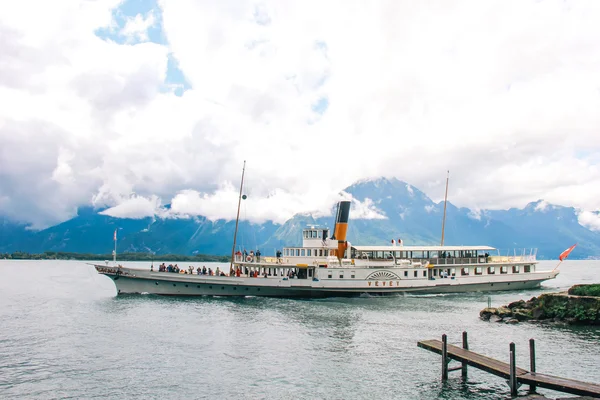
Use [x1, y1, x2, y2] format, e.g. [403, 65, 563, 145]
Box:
[418, 333, 600, 398]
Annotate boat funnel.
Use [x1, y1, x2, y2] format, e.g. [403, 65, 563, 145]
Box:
[333, 201, 351, 261]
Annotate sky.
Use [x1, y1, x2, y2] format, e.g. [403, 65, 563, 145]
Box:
[0, 0, 599, 231]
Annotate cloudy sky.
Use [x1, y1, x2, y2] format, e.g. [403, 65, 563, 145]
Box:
[1, 0, 599, 230]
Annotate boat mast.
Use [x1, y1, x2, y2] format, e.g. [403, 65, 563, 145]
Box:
[440, 170, 449, 246]
[113, 228, 117, 264]
[230, 160, 246, 271]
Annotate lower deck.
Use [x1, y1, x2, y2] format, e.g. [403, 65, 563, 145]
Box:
[95, 264, 558, 297]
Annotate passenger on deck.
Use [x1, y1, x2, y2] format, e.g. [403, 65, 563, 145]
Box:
[197, 267, 201, 275]
[276, 250, 282, 263]
[202, 266, 207, 275]
[256, 250, 261, 262]
[236, 268, 241, 277]
[216, 267, 221, 276]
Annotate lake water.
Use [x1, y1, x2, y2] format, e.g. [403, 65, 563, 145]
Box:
[0, 259, 598, 399]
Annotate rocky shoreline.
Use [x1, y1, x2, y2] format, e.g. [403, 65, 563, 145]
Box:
[480, 284, 600, 325]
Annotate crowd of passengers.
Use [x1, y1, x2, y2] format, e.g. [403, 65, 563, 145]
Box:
[153, 262, 297, 279]
[156, 263, 227, 276]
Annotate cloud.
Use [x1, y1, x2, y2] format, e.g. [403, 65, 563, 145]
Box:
[1, 0, 600, 229]
[350, 198, 387, 220]
[99, 194, 162, 219]
[120, 12, 156, 43]
[578, 210, 600, 232]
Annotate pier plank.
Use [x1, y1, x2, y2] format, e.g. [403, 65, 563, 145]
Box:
[418, 339, 600, 398]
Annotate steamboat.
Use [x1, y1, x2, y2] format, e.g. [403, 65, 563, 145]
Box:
[93, 164, 559, 297]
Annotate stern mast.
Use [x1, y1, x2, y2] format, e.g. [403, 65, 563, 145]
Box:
[440, 170, 449, 246]
[230, 161, 246, 271]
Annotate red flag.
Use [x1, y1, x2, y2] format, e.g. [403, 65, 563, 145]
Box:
[114, 229, 117, 241]
[559, 244, 577, 261]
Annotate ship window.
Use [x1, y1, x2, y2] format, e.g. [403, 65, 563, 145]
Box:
[475, 267, 482, 275]
[524, 265, 531, 273]
[414, 271, 417, 277]
[339, 274, 344, 279]
[301, 249, 305, 256]
[328, 274, 332, 278]
[404, 271, 408, 277]
[308, 269, 313, 277]
[307, 249, 312, 256]
[312, 231, 317, 238]
[487, 267, 495, 274]
[461, 268, 469, 276]
[423, 271, 427, 277]
[351, 274, 355, 278]
[296, 249, 300, 256]
[319, 249, 323, 256]
[501, 266, 508, 274]
[433, 269, 437, 276]
[513, 265, 520, 273]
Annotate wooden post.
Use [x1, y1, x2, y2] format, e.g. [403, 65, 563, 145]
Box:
[529, 338, 537, 392]
[509, 342, 517, 397]
[461, 331, 469, 379]
[442, 334, 448, 381]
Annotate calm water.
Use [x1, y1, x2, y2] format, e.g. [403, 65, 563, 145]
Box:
[0, 260, 598, 400]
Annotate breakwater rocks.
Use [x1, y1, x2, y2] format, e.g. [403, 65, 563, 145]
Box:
[480, 284, 600, 325]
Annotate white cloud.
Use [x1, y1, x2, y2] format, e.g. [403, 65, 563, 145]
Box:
[100, 195, 162, 219]
[425, 205, 437, 214]
[350, 198, 387, 220]
[534, 200, 550, 212]
[578, 210, 600, 232]
[1, 0, 600, 229]
[120, 12, 156, 43]
[468, 208, 483, 221]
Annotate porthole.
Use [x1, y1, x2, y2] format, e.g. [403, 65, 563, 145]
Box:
[233, 287, 237, 290]
[173, 284, 176, 287]
[257, 288, 260, 291]
[185, 284, 188, 287]
[245, 288, 249, 291]
[155, 282, 159, 285]
[209, 286, 212, 289]
[221, 287, 225, 290]
[197, 285, 200, 288]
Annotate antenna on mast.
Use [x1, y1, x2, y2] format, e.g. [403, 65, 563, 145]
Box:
[230, 161, 246, 272]
[440, 170, 449, 246]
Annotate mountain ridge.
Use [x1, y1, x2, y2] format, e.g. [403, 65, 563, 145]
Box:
[1, 177, 599, 259]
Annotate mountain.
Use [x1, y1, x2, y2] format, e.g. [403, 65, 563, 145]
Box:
[1, 178, 599, 259]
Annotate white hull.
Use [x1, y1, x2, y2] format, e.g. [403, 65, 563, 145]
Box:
[95, 265, 558, 298]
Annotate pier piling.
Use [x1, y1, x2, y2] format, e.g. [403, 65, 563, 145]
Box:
[509, 342, 518, 396]
[461, 331, 469, 379]
[529, 338, 537, 393]
[442, 334, 448, 381]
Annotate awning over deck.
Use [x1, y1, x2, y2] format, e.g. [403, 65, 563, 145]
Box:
[352, 245, 496, 252]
